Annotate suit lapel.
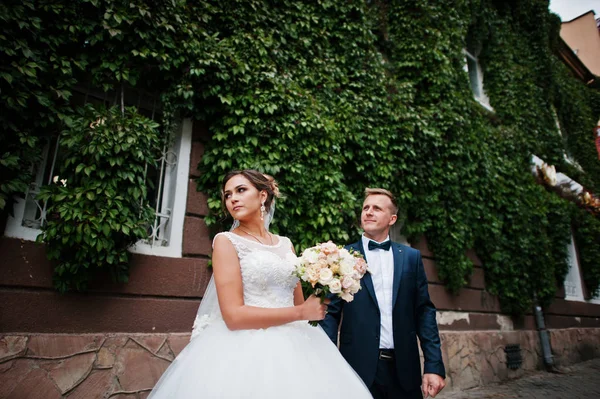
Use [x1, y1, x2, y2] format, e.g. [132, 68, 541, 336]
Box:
[391, 242, 405, 307]
[354, 240, 379, 309]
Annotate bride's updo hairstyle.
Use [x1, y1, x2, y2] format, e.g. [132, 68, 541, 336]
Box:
[221, 169, 280, 212]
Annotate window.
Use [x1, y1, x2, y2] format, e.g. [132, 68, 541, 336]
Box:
[564, 231, 600, 305]
[552, 107, 583, 171]
[3, 86, 191, 258]
[564, 232, 585, 301]
[463, 49, 493, 112]
[130, 118, 192, 258]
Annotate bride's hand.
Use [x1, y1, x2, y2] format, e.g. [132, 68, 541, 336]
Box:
[300, 295, 330, 321]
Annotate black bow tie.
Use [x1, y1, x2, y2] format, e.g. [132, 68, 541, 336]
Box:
[368, 240, 391, 251]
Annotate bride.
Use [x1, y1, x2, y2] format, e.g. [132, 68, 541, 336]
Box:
[148, 169, 372, 398]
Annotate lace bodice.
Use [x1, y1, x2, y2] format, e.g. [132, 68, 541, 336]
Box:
[216, 232, 299, 309]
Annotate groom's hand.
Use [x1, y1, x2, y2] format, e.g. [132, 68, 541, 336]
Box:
[422, 373, 445, 398]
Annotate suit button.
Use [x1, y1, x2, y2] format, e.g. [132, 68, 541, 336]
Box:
[375, 335, 379, 340]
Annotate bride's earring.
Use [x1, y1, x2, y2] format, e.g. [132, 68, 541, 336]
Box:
[260, 202, 266, 221]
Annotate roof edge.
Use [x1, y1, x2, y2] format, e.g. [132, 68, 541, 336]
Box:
[561, 10, 596, 24]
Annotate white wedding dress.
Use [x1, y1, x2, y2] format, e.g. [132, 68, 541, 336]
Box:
[148, 232, 372, 398]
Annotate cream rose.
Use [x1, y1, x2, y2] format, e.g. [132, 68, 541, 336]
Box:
[339, 260, 354, 276]
[305, 266, 319, 285]
[302, 248, 319, 263]
[341, 292, 354, 302]
[328, 279, 342, 294]
[318, 268, 334, 285]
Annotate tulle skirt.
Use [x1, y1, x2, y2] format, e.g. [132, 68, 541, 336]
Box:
[148, 320, 372, 398]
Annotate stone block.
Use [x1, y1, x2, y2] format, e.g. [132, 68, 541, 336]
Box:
[27, 334, 103, 358]
[0, 359, 35, 398]
[189, 142, 205, 178]
[95, 347, 116, 369]
[186, 180, 209, 216]
[156, 342, 175, 361]
[110, 256, 211, 298]
[115, 348, 171, 391]
[0, 335, 28, 362]
[183, 216, 212, 256]
[131, 335, 167, 354]
[168, 335, 191, 357]
[100, 336, 129, 353]
[0, 237, 53, 288]
[67, 369, 117, 399]
[8, 368, 62, 399]
[47, 352, 96, 394]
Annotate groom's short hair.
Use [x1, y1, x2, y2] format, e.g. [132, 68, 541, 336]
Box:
[364, 188, 398, 214]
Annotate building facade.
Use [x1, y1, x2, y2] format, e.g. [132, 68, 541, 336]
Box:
[1, 2, 600, 398]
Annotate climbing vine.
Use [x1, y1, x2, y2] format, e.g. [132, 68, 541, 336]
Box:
[36, 105, 161, 292]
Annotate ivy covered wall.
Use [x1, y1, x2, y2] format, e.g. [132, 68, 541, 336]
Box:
[193, 0, 600, 314]
[2, 0, 599, 312]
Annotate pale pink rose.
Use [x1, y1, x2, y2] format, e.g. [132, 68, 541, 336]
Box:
[342, 275, 355, 289]
[328, 279, 342, 294]
[318, 268, 334, 285]
[348, 280, 361, 294]
[320, 241, 338, 255]
[354, 258, 368, 275]
[326, 252, 340, 262]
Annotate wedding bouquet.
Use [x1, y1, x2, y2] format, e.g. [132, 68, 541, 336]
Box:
[293, 241, 368, 326]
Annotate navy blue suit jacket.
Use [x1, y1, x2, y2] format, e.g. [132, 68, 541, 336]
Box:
[320, 239, 445, 391]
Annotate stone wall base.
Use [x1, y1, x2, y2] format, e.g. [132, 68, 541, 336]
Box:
[438, 328, 600, 395]
[0, 333, 191, 399]
[1, 328, 599, 398]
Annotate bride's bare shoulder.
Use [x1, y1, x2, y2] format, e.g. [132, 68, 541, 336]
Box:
[212, 232, 234, 249]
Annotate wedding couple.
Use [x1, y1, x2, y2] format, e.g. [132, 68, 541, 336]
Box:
[149, 170, 446, 399]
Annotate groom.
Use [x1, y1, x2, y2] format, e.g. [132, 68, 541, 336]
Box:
[321, 188, 446, 399]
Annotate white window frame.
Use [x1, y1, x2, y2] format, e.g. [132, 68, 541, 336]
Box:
[564, 230, 586, 301]
[3, 114, 192, 259]
[552, 107, 584, 171]
[129, 118, 192, 258]
[564, 230, 600, 305]
[463, 49, 494, 112]
[3, 140, 59, 242]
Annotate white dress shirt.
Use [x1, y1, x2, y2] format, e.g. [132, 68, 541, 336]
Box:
[361, 234, 394, 349]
